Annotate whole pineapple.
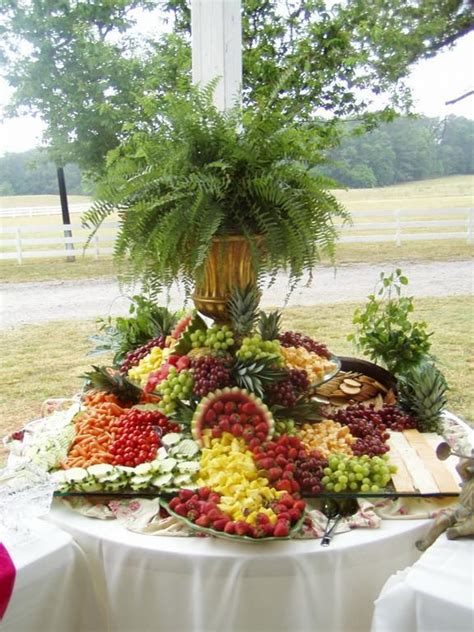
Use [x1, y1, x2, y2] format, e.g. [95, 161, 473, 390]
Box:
[397, 361, 448, 433]
[82, 366, 142, 406]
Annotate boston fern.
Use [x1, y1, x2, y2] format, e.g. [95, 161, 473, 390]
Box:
[83, 85, 349, 294]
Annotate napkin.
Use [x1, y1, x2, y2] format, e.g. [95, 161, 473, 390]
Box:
[0, 543, 16, 619]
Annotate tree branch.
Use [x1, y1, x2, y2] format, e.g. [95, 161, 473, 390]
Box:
[445, 89, 474, 106]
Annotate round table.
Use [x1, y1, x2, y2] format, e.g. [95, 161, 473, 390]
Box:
[49, 501, 433, 632]
[2, 520, 106, 632]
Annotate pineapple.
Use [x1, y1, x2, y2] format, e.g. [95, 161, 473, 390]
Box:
[231, 359, 287, 399]
[258, 310, 282, 341]
[82, 366, 142, 406]
[227, 284, 260, 337]
[397, 361, 448, 433]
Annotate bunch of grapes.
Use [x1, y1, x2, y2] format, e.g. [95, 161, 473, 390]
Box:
[294, 451, 328, 494]
[119, 336, 167, 374]
[265, 369, 309, 407]
[321, 453, 396, 493]
[274, 419, 298, 437]
[236, 334, 284, 366]
[190, 325, 235, 351]
[279, 331, 331, 359]
[157, 367, 194, 415]
[329, 411, 389, 457]
[191, 356, 232, 397]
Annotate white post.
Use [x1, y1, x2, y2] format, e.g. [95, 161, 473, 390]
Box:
[395, 209, 401, 246]
[191, 0, 242, 111]
[15, 227, 23, 264]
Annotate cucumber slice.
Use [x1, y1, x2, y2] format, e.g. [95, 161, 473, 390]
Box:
[158, 458, 177, 473]
[134, 463, 153, 476]
[63, 468, 89, 483]
[87, 464, 115, 478]
[161, 433, 181, 447]
[176, 461, 200, 473]
[151, 473, 173, 487]
[171, 439, 200, 458]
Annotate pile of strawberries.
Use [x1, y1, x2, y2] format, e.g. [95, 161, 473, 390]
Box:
[168, 488, 305, 538]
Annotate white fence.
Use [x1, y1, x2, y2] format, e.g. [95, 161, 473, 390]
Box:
[0, 222, 118, 263]
[339, 207, 473, 245]
[0, 203, 91, 218]
[0, 208, 472, 263]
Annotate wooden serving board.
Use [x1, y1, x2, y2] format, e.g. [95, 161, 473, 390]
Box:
[387, 429, 461, 495]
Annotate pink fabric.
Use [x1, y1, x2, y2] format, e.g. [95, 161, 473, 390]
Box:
[0, 543, 16, 619]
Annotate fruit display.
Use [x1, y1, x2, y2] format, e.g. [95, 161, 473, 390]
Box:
[5, 289, 459, 541]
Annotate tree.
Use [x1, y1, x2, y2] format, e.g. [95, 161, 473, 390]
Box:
[0, 0, 160, 174]
[1, 0, 473, 175]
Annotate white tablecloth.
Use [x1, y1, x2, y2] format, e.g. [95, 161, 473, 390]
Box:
[49, 502, 433, 632]
[1, 520, 106, 632]
[371, 534, 474, 632]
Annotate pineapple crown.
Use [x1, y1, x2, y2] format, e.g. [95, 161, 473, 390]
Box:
[227, 284, 260, 338]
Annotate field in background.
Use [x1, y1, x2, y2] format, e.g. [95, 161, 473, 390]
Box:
[0, 295, 472, 466]
[0, 175, 472, 282]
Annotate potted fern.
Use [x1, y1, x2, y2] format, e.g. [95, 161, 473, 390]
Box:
[84, 85, 349, 320]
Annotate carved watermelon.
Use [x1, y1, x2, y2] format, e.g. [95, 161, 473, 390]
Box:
[191, 387, 275, 445]
[172, 312, 208, 354]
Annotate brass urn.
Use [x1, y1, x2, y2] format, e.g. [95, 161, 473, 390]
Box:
[192, 235, 261, 323]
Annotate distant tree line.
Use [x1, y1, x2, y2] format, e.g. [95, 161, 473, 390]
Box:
[321, 115, 473, 188]
[0, 149, 90, 196]
[0, 114, 472, 196]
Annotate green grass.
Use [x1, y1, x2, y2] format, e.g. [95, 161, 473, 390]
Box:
[1, 296, 472, 463]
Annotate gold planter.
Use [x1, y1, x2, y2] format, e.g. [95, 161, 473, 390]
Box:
[192, 235, 261, 323]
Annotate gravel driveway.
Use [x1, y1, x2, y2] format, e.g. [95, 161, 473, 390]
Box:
[1, 260, 472, 330]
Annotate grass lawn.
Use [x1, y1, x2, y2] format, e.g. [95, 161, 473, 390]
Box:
[1, 295, 472, 465]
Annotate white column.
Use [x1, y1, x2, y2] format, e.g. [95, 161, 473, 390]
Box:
[191, 0, 242, 111]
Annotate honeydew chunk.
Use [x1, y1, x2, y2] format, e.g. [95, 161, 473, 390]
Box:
[151, 473, 173, 487]
[161, 433, 181, 447]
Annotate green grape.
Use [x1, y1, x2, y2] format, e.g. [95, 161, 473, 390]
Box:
[236, 334, 284, 365]
[321, 453, 397, 494]
[157, 367, 194, 414]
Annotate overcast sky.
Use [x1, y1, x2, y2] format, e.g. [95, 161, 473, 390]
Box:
[0, 30, 472, 157]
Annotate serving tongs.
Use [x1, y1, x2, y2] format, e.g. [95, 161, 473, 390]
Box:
[320, 499, 357, 547]
[321, 510, 341, 547]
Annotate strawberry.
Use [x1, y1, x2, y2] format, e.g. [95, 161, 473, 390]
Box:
[267, 467, 283, 482]
[256, 512, 270, 525]
[198, 487, 211, 500]
[231, 423, 243, 437]
[224, 401, 236, 414]
[195, 515, 211, 528]
[179, 489, 195, 502]
[168, 497, 181, 510]
[224, 522, 236, 534]
[205, 409, 217, 423]
[234, 521, 250, 536]
[276, 480, 293, 493]
[289, 508, 301, 522]
[173, 503, 187, 517]
[212, 518, 229, 531]
[207, 508, 223, 522]
[273, 521, 290, 537]
[241, 402, 258, 415]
